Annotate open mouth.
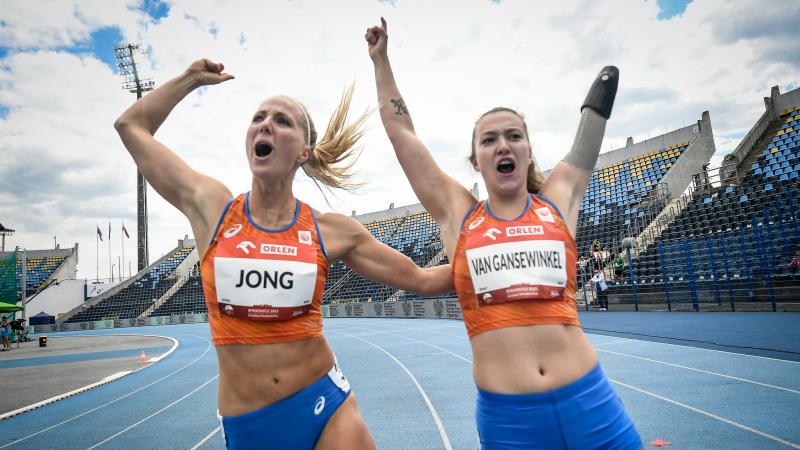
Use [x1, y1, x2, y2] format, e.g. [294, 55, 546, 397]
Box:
[497, 159, 516, 174]
[255, 143, 273, 158]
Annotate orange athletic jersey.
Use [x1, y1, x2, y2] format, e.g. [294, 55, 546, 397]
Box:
[452, 194, 579, 338]
[200, 193, 330, 345]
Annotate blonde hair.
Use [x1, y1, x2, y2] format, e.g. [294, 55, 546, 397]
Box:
[294, 85, 369, 192]
[470, 107, 545, 194]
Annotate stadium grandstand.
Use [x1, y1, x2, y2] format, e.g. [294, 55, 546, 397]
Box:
[0, 246, 77, 299]
[13, 86, 798, 331]
[61, 238, 197, 323]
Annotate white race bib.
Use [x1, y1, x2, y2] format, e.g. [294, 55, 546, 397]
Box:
[213, 236, 319, 321]
[466, 239, 567, 305]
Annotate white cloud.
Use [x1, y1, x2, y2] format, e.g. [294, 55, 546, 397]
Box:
[0, 0, 797, 280]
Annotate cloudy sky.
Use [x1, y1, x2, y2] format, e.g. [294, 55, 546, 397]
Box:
[1, 0, 798, 281]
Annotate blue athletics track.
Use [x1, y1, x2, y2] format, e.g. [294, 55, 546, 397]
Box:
[0, 312, 798, 449]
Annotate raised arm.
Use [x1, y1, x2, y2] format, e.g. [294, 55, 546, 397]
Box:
[318, 213, 454, 296]
[113, 59, 234, 243]
[366, 18, 475, 236]
[541, 66, 619, 237]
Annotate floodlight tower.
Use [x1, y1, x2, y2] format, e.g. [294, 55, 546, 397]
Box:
[0, 223, 14, 252]
[114, 43, 155, 272]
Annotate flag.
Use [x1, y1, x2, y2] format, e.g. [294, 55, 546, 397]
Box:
[96, 225, 103, 241]
[122, 222, 130, 239]
[108, 222, 111, 242]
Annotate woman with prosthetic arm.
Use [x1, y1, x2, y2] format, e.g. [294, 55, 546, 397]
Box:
[114, 59, 454, 449]
[367, 18, 642, 450]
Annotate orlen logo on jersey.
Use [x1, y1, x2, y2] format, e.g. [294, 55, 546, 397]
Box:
[260, 244, 297, 256]
[236, 241, 256, 254]
[482, 228, 502, 240]
[224, 224, 243, 238]
[506, 225, 544, 237]
[298, 230, 312, 245]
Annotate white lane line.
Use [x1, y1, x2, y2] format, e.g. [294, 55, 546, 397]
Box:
[611, 379, 800, 449]
[345, 322, 800, 448]
[101, 371, 132, 381]
[598, 348, 800, 395]
[348, 326, 473, 364]
[373, 324, 800, 394]
[88, 374, 219, 449]
[0, 333, 212, 449]
[0, 335, 180, 422]
[592, 338, 633, 347]
[367, 323, 467, 340]
[584, 333, 800, 365]
[190, 426, 221, 450]
[335, 331, 453, 450]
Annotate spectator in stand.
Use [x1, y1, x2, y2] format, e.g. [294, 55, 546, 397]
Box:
[590, 239, 606, 269]
[614, 251, 625, 280]
[788, 250, 800, 269]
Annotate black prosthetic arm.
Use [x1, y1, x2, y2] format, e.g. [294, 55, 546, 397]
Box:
[563, 66, 620, 172]
[581, 66, 619, 119]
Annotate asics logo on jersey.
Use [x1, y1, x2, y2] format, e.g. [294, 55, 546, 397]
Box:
[468, 217, 485, 231]
[224, 224, 243, 238]
[483, 228, 501, 240]
[314, 396, 326, 415]
[236, 241, 256, 254]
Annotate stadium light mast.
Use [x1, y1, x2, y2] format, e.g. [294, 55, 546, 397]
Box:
[115, 43, 155, 273]
[0, 223, 14, 252]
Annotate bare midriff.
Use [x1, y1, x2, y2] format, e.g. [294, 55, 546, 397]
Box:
[216, 335, 334, 416]
[470, 324, 598, 394]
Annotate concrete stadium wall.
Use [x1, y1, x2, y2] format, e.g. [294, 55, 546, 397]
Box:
[175, 248, 198, 277]
[658, 111, 716, 199]
[595, 119, 703, 168]
[50, 246, 78, 283]
[772, 85, 800, 114]
[353, 203, 427, 224]
[0, 247, 74, 261]
[732, 86, 800, 167]
[23, 279, 85, 320]
[34, 312, 209, 333]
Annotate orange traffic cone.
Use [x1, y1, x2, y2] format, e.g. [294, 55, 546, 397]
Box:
[139, 351, 147, 363]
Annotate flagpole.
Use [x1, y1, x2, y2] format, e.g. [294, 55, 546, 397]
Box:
[96, 225, 99, 282]
[108, 222, 112, 283]
[121, 222, 125, 280]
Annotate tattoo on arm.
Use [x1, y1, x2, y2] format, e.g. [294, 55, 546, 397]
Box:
[390, 98, 409, 115]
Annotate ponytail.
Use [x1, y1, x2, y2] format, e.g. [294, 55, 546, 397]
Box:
[299, 85, 369, 192]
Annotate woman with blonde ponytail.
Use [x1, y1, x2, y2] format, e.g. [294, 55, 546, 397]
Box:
[115, 58, 453, 450]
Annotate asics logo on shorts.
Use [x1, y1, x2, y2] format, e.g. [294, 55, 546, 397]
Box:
[314, 396, 326, 415]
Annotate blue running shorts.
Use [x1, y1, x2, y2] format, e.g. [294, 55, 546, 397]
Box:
[476, 364, 641, 449]
[219, 363, 351, 450]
